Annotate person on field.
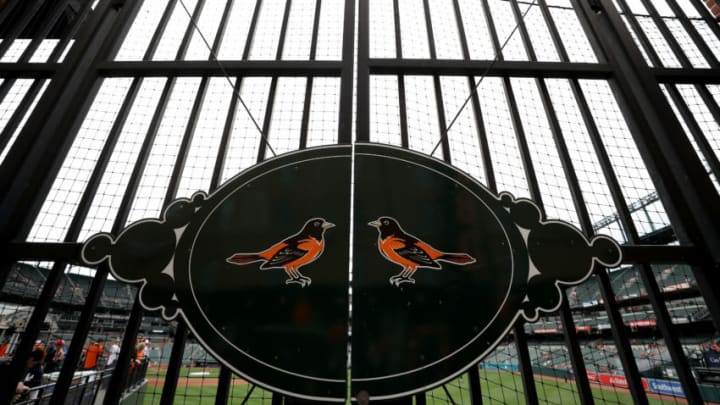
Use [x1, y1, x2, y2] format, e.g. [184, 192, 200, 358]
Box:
[82, 339, 104, 370]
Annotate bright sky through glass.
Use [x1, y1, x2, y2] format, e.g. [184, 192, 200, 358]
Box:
[5, 0, 720, 276]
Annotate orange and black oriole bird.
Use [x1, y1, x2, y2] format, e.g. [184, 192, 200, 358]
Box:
[226, 218, 334, 287]
[368, 216, 476, 286]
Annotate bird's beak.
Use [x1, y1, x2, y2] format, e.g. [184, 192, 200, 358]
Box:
[368, 220, 381, 227]
[322, 222, 335, 229]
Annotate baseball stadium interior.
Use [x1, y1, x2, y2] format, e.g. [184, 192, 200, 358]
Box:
[1, 0, 720, 404]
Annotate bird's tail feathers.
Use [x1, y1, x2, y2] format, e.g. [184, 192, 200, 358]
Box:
[226, 253, 262, 265]
[439, 253, 476, 265]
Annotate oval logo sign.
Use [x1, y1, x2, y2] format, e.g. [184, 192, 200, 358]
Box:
[81, 143, 621, 402]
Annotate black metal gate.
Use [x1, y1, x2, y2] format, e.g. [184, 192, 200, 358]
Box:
[0, 0, 719, 403]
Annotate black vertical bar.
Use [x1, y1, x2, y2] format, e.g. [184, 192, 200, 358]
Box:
[513, 323, 538, 405]
[257, 78, 278, 161]
[299, 0, 323, 149]
[211, 77, 242, 191]
[433, 74, 451, 162]
[243, 0, 264, 61]
[0, 0, 44, 58]
[393, 0, 409, 148]
[215, 366, 233, 405]
[354, 0, 368, 142]
[256, 0, 292, 161]
[663, 0, 719, 67]
[466, 365, 483, 405]
[160, 322, 188, 405]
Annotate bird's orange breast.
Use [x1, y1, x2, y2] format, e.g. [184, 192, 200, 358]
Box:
[379, 237, 417, 268]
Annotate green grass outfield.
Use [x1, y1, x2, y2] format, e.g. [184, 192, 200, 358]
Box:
[137, 368, 688, 404]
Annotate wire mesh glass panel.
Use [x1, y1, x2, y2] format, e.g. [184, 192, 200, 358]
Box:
[228, 377, 275, 403]
[175, 77, 235, 197]
[425, 375, 472, 404]
[185, 0, 227, 60]
[511, 77, 579, 225]
[457, 0, 496, 60]
[79, 77, 169, 241]
[114, 0, 171, 61]
[127, 77, 203, 222]
[545, 78, 627, 242]
[525, 319, 582, 405]
[476, 76, 530, 198]
[170, 337, 222, 404]
[398, 0, 431, 59]
[523, 2, 561, 62]
[487, 0, 528, 61]
[221, 77, 272, 182]
[0, 39, 31, 62]
[28, 78, 134, 243]
[620, 15, 656, 66]
[674, 85, 720, 161]
[662, 18, 709, 68]
[369, 75, 402, 146]
[569, 275, 637, 404]
[690, 20, 720, 62]
[404, 75, 442, 157]
[306, 77, 341, 147]
[281, 0, 316, 60]
[153, 0, 199, 61]
[0, 80, 50, 164]
[547, 5, 598, 63]
[659, 84, 720, 191]
[439, 76, 486, 183]
[369, 0, 396, 58]
[217, 0, 257, 60]
[265, 77, 307, 157]
[314, 0, 344, 60]
[0, 79, 34, 135]
[427, 0, 463, 59]
[249, 0, 286, 60]
[636, 16, 682, 67]
[479, 341, 526, 403]
[578, 79, 674, 243]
